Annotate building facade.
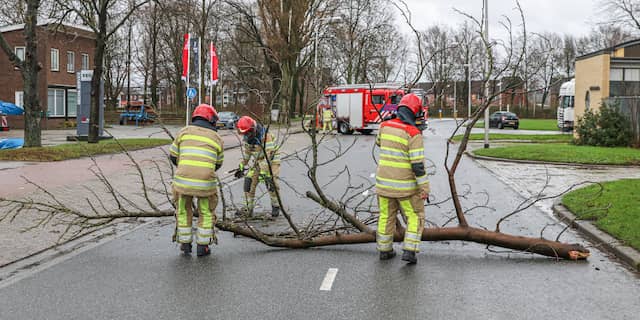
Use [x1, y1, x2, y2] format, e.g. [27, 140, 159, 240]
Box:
[575, 39, 640, 120]
[0, 22, 95, 129]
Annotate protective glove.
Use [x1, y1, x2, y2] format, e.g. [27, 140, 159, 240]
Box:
[235, 163, 246, 178]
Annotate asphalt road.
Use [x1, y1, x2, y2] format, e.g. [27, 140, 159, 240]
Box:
[0, 119, 638, 320]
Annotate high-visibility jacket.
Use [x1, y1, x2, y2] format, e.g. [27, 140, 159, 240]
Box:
[322, 109, 333, 122]
[170, 125, 224, 197]
[375, 118, 429, 198]
[241, 128, 280, 173]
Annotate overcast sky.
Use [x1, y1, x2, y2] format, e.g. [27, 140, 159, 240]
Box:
[401, 0, 601, 40]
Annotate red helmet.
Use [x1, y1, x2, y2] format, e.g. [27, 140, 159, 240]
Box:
[192, 104, 218, 122]
[237, 116, 257, 134]
[398, 93, 422, 115]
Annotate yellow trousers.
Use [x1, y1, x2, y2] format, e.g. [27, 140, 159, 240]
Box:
[376, 194, 425, 252]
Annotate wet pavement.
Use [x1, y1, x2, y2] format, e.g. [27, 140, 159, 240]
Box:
[0, 125, 302, 266]
[0, 119, 638, 319]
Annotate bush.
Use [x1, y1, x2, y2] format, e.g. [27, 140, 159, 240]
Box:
[574, 102, 632, 147]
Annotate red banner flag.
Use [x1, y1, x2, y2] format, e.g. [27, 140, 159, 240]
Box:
[181, 33, 190, 81]
[210, 42, 218, 85]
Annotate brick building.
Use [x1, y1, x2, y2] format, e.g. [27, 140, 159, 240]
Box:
[0, 22, 95, 129]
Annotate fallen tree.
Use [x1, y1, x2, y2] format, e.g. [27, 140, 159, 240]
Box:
[0, 0, 594, 262]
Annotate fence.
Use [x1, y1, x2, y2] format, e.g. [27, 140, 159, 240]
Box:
[605, 97, 640, 146]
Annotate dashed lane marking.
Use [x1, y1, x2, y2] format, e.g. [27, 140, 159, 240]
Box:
[319, 268, 339, 291]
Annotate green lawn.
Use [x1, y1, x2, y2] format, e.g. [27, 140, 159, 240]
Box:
[453, 133, 572, 143]
[563, 179, 640, 251]
[0, 138, 171, 161]
[473, 144, 640, 165]
[474, 118, 559, 131]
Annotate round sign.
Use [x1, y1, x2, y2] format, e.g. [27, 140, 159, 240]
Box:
[187, 88, 197, 99]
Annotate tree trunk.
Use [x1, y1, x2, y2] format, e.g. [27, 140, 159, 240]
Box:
[150, 4, 159, 108]
[215, 221, 589, 261]
[89, 29, 106, 143]
[22, 0, 41, 147]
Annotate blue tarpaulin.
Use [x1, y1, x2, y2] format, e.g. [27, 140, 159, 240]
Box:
[0, 101, 25, 115]
[0, 138, 24, 150]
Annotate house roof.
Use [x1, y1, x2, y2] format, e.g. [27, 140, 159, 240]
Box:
[0, 20, 94, 35]
[576, 38, 640, 61]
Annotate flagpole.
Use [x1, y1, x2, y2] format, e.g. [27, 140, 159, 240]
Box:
[210, 41, 213, 106]
[185, 33, 190, 126]
[198, 37, 202, 105]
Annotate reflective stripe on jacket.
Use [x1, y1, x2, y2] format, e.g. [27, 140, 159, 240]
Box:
[375, 119, 429, 198]
[242, 132, 280, 166]
[171, 125, 224, 196]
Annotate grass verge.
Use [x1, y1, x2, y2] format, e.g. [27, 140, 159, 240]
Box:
[452, 133, 572, 143]
[474, 118, 559, 131]
[473, 144, 640, 165]
[0, 138, 171, 161]
[563, 179, 640, 251]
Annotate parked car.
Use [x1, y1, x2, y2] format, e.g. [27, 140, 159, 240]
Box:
[217, 111, 240, 129]
[489, 111, 519, 129]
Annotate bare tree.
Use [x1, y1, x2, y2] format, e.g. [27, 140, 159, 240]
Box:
[0, 0, 43, 147]
[52, 0, 152, 143]
[602, 0, 640, 32]
[1, 0, 593, 263]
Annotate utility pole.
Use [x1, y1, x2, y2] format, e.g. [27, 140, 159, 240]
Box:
[483, 0, 490, 149]
[126, 17, 132, 110]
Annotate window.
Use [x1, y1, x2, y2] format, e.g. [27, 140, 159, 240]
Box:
[371, 95, 385, 105]
[585, 91, 591, 111]
[14, 47, 25, 61]
[81, 53, 89, 70]
[610, 68, 623, 81]
[47, 88, 65, 116]
[625, 69, 640, 81]
[50, 48, 59, 71]
[15, 91, 24, 107]
[67, 51, 75, 73]
[67, 90, 77, 117]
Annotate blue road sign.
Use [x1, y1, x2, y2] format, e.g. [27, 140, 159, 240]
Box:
[187, 87, 197, 99]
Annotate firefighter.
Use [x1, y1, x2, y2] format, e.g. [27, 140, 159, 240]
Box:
[374, 93, 429, 264]
[169, 104, 224, 257]
[322, 105, 334, 132]
[235, 116, 281, 217]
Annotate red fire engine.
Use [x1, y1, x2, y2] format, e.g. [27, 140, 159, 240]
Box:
[321, 83, 428, 134]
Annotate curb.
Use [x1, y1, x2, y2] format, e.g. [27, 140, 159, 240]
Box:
[552, 201, 640, 271]
[465, 151, 640, 169]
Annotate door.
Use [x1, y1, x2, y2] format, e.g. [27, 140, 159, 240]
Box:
[349, 93, 363, 128]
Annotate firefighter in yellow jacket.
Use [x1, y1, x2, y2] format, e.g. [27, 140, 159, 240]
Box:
[322, 105, 334, 132]
[375, 93, 429, 264]
[169, 104, 224, 256]
[235, 116, 281, 217]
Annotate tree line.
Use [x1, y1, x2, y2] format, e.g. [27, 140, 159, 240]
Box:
[1, 0, 640, 146]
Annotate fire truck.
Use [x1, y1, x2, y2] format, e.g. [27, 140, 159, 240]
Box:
[322, 83, 429, 134]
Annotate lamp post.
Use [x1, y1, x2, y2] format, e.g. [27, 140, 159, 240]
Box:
[483, 0, 490, 149]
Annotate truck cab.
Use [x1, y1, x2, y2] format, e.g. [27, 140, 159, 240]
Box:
[557, 79, 575, 131]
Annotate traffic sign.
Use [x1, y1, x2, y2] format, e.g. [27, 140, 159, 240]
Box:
[187, 87, 197, 99]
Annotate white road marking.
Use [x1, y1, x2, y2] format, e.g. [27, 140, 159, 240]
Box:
[319, 268, 339, 291]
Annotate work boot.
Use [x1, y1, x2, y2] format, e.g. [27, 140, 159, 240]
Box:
[271, 206, 280, 217]
[401, 250, 417, 264]
[180, 243, 192, 255]
[197, 244, 211, 257]
[379, 250, 396, 260]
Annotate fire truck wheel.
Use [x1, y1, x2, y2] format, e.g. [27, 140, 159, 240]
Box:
[338, 122, 353, 135]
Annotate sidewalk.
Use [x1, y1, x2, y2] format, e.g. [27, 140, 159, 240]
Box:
[0, 122, 307, 267]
